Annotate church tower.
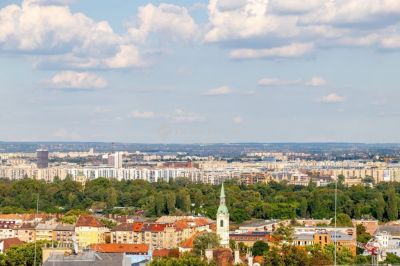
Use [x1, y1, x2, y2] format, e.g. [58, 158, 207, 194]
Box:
[217, 182, 230, 248]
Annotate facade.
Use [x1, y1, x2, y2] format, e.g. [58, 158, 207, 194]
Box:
[75, 215, 108, 248]
[36, 223, 57, 242]
[16, 223, 36, 242]
[216, 183, 230, 248]
[293, 226, 357, 256]
[0, 221, 17, 239]
[54, 224, 75, 247]
[229, 232, 272, 247]
[37, 149, 49, 169]
[111, 217, 213, 249]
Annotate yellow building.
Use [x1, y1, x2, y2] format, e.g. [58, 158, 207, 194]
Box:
[75, 215, 108, 248]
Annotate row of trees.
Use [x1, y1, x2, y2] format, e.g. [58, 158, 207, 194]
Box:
[1, 177, 400, 222]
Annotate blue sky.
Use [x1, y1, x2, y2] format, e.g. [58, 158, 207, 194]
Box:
[1, 0, 400, 143]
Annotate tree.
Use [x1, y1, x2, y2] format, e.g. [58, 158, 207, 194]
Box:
[299, 197, 308, 218]
[273, 224, 294, 246]
[165, 192, 176, 214]
[252, 241, 269, 256]
[193, 233, 220, 256]
[331, 213, 353, 227]
[356, 224, 372, 244]
[387, 187, 398, 221]
[5, 241, 48, 266]
[323, 244, 354, 265]
[385, 253, 400, 264]
[375, 192, 385, 220]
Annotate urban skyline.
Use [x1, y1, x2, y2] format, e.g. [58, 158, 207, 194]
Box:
[2, 0, 400, 143]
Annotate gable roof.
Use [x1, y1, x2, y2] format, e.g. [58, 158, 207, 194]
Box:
[75, 215, 104, 228]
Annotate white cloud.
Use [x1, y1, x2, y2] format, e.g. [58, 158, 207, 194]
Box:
[258, 78, 301, 86]
[127, 3, 198, 43]
[233, 116, 243, 124]
[170, 108, 205, 123]
[306, 77, 327, 87]
[0, 1, 196, 70]
[320, 93, 345, 103]
[269, 0, 322, 14]
[205, 0, 400, 59]
[46, 71, 107, 89]
[230, 43, 314, 59]
[131, 111, 156, 119]
[205, 86, 234, 95]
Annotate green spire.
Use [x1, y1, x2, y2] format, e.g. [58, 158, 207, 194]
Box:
[220, 182, 226, 198]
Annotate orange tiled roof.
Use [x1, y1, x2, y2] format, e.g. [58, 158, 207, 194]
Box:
[180, 231, 207, 249]
[91, 243, 149, 253]
[75, 215, 104, 227]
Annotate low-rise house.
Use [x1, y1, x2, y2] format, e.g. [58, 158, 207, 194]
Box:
[0, 237, 24, 253]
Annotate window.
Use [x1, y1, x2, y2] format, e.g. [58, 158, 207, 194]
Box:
[220, 220, 224, 227]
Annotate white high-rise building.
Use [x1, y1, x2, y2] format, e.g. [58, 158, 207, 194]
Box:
[216, 183, 230, 248]
[114, 152, 123, 169]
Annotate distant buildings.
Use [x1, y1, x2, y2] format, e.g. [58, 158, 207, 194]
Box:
[36, 149, 48, 169]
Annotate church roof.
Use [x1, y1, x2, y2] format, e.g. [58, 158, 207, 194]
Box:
[217, 183, 229, 215]
[220, 183, 225, 198]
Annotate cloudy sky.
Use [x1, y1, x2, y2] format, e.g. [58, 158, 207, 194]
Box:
[1, 0, 400, 143]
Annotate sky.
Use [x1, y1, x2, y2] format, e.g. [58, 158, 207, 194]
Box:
[1, 0, 400, 143]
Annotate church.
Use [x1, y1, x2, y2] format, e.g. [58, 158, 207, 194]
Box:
[216, 183, 230, 248]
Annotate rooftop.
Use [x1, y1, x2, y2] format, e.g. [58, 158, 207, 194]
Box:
[90, 243, 149, 253]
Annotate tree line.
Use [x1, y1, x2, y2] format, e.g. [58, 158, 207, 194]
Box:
[0, 177, 399, 223]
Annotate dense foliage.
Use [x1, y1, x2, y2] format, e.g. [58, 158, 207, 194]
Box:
[0, 177, 399, 223]
[0, 241, 49, 266]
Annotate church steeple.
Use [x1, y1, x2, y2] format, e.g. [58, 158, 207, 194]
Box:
[220, 182, 226, 205]
[217, 182, 229, 247]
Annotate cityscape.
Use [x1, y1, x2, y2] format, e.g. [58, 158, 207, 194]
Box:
[2, 0, 400, 265]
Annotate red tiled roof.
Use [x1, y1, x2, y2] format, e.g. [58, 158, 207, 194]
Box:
[152, 249, 179, 258]
[90, 243, 149, 253]
[148, 223, 169, 232]
[133, 222, 143, 232]
[75, 215, 104, 227]
[112, 222, 144, 232]
[1, 237, 24, 251]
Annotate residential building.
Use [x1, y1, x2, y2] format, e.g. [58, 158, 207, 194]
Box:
[16, 223, 36, 242]
[75, 215, 108, 248]
[54, 224, 75, 247]
[0, 221, 17, 239]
